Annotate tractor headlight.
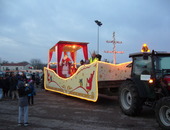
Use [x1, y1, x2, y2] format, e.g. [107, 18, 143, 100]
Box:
[149, 78, 154, 84]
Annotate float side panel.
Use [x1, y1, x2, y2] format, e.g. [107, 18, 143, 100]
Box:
[44, 62, 98, 102]
[98, 61, 131, 81]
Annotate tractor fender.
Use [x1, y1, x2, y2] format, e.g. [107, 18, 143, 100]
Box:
[125, 78, 149, 98]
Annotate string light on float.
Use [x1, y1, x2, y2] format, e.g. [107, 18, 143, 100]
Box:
[72, 45, 76, 49]
[141, 43, 150, 52]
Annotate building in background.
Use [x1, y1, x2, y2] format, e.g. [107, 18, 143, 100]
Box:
[0, 62, 33, 72]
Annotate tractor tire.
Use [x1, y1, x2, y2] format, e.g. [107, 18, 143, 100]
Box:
[119, 80, 144, 116]
[155, 97, 170, 129]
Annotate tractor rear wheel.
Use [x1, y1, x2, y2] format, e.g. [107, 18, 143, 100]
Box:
[119, 80, 144, 116]
[155, 97, 170, 129]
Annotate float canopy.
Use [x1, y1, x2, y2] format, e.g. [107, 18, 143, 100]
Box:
[48, 41, 89, 63]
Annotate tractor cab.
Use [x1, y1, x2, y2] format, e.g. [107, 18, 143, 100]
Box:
[129, 50, 170, 98]
[47, 41, 89, 78]
[119, 47, 170, 129]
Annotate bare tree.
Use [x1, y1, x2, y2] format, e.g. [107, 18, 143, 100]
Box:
[30, 59, 43, 69]
[2, 60, 8, 64]
[0, 58, 9, 65]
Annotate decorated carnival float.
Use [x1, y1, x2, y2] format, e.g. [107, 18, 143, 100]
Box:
[44, 41, 131, 102]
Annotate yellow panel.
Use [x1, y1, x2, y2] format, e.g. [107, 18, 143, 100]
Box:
[44, 61, 132, 102]
[44, 62, 98, 102]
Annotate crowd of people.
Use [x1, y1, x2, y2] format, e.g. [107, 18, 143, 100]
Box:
[0, 72, 41, 100]
[0, 71, 43, 126]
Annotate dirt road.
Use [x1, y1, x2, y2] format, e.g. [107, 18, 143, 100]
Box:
[0, 89, 161, 130]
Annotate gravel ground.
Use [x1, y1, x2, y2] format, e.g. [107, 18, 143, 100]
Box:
[0, 88, 161, 130]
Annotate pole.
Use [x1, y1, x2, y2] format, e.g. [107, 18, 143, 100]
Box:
[113, 32, 116, 64]
[97, 25, 99, 54]
[95, 20, 102, 54]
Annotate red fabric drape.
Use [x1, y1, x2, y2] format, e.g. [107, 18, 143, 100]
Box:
[82, 45, 88, 60]
[57, 44, 64, 64]
[48, 51, 53, 63]
[70, 52, 75, 63]
[57, 44, 64, 76]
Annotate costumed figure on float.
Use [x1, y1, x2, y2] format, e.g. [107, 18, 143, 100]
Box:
[61, 53, 72, 77]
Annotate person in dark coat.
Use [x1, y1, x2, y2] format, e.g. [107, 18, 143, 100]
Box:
[17, 78, 31, 126]
[27, 79, 35, 105]
[9, 73, 18, 100]
[41, 73, 44, 90]
[0, 77, 4, 99]
[4, 74, 10, 98]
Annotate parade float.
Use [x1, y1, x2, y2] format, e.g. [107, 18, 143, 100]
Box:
[44, 41, 170, 129]
[44, 41, 131, 102]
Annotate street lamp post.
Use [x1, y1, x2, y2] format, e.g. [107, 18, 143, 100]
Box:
[95, 20, 102, 54]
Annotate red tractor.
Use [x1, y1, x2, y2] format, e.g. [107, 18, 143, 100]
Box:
[119, 50, 170, 129]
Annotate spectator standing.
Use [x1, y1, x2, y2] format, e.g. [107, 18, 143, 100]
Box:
[17, 78, 31, 126]
[4, 74, 10, 98]
[9, 73, 18, 100]
[0, 77, 4, 100]
[22, 73, 27, 83]
[35, 74, 40, 88]
[31, 73, 35, 82]
[28, 79, 35, 105]
[40, 73, 45, 90]
[31, 73, 36, 87]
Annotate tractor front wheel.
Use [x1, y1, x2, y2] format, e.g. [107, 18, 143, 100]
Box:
[119, 80, 144, 116]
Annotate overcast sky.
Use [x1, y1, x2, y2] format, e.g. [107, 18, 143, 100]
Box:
[0, 0, 170, 64]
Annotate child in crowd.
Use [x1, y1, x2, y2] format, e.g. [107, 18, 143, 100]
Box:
[28, 79, 35, 105]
